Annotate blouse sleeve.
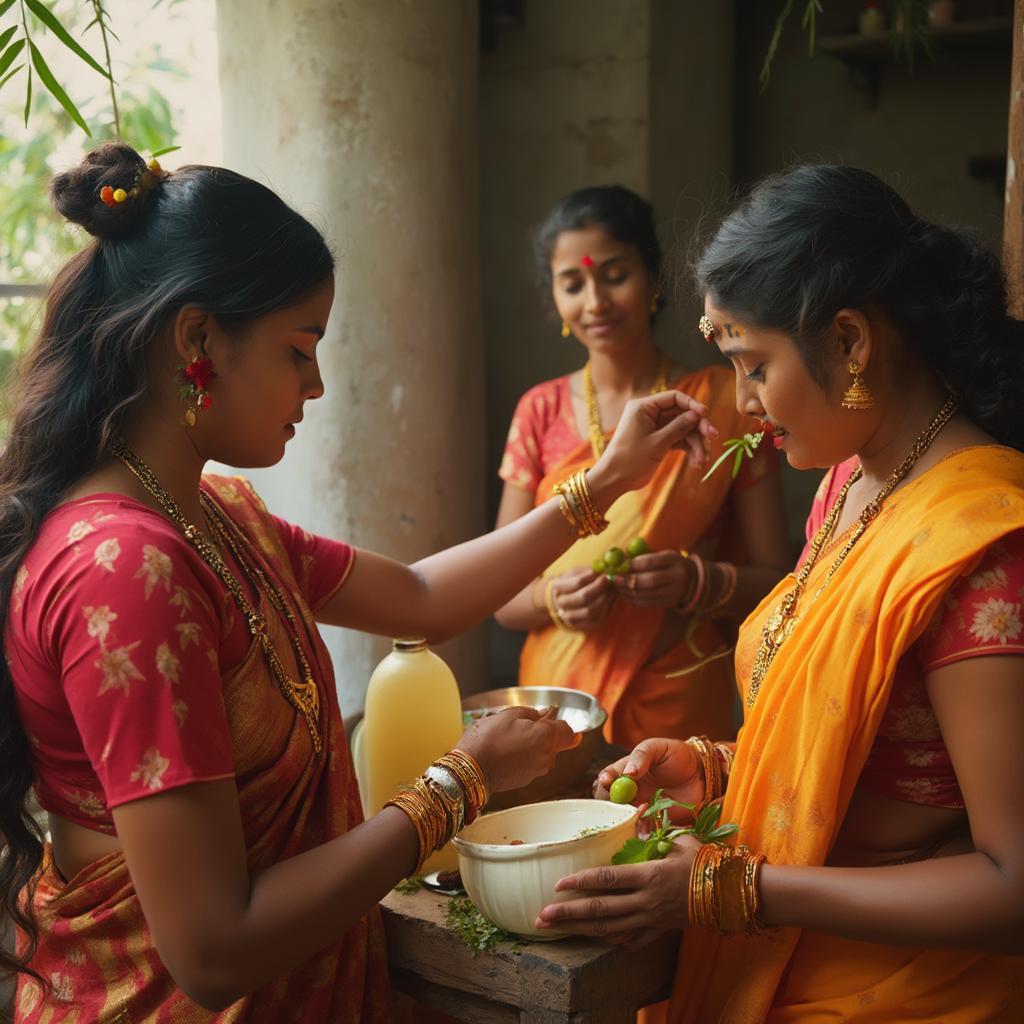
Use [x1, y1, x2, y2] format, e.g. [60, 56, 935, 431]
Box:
[48, 521, 235, 809]
[269, 515, 356, 611]
[498, 387, 547, 493]
[916, 530, 1024, 671]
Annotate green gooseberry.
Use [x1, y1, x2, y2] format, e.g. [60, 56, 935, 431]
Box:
[609, 775, 638, 804]
[603, 546, 626, 570]
[591, 556, 608, 574]
[626, 536, 649, 557]
[655, 839, 673, 856]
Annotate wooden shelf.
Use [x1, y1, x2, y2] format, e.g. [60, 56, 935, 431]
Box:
[817, 17, 1013, 107]
[818, 16, 1012, 61]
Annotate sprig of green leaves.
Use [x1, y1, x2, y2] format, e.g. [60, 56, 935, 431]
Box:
[444, 897, 523, 955]
[701, 431, 764, 483]
[611, 788, 739, 865]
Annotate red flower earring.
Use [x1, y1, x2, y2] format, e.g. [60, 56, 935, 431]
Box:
[177, 355, 218, 427]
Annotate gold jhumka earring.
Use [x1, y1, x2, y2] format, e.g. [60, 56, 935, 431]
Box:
[841, 361, 874, 410]
[561, 322, 571, 338]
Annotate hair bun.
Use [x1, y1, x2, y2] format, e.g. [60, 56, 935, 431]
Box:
[49, 142, 153, 240]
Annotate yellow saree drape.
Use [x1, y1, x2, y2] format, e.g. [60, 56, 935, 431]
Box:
[669, 445, 1024, 1023]
[15, 477, 392, 1024]
[518, 365, 764, 747]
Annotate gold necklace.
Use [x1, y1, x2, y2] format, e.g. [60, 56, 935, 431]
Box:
[746, 394, 958, 708]
[583, 351, 670, 460]
[111, 439, 324, 754]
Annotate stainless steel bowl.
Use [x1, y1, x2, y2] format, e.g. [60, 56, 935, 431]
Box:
[461, 686, 608, 810]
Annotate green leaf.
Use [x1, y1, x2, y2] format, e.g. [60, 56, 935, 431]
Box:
[0, 61, 21, 88]
[760, 0, 796, 89]
[150, 144, 179, 158]
[24, 0, 111, 79]
[701, 444, 739, 483]
[611, 837, 651, 865]
[0, 38, 26, 79]
[695, 801, 723, 835]
[29, 41, 90, 136]
[0, 26, 18, 54]
[731, 447, 744, 478]
[22, 63, 31, 127]
[0, 0, 16, 17]
[703, 823, 740, 842]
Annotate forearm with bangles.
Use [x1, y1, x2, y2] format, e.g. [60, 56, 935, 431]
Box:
[385, 749, 490, 873]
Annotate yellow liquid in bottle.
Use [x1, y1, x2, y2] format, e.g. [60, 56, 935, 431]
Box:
[362, 638, 464, 873]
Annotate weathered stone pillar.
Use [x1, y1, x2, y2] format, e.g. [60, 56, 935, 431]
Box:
[216, 0, 486, 716]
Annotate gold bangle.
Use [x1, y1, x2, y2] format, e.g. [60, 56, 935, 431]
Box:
[687, 842, 768, 934]
[706, 561, 738, 614]
[436, 749, 489, 814]
[685, 735, 722, 804]
[713, 741, 735, 778]
[545, 579, 571, 631]
[553, 469, 608, 538]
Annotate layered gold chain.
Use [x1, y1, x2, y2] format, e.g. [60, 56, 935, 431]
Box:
[111, 439, 323, 754]
[583, 351, 670, 459]
[746, 394, 958, 708]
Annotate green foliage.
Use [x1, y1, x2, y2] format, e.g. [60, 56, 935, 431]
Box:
[611, 788, 739, 865]
[444, 897, 523, 955]
[392, 876, 423, 894]
[701, 432, 764, 483]
[0, 0, 181, 376]
[761, 0, 936, 88]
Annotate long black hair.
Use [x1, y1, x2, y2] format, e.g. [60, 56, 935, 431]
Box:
[0, 142, 334, 984]
[695, 164, 1024, 450]
[533, 184, 666, 318]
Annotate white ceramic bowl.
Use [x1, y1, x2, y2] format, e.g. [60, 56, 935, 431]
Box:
[452, 798, 638, 940]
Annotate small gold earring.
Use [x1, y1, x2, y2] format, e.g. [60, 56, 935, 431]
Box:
[561, 322, 571, 338]
[841, 360, 874, 410]
[649, 293, 660, 315]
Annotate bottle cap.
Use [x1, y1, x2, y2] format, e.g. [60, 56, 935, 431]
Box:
[393, 637, 428, 652]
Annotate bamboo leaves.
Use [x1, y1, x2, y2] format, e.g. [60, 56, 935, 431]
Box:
[1, 0, 111, 133]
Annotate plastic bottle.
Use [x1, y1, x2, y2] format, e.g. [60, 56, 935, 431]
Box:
[361, 638, 464, 872]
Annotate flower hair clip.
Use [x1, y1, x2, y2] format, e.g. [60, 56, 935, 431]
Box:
[99, 157, 168, 208]
[698, 315, 716, 344]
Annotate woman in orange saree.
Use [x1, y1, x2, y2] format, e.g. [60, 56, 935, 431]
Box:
[0, 145, 713, 1021]
[495, 186, 790, 748]
[533, 166, 1024, 1022]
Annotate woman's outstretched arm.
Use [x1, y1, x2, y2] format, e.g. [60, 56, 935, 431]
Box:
[112, 707, 573, 1010]
[316, 391, 714, 641]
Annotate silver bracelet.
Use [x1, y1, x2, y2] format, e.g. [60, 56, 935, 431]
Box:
[425, 764, 467, 832]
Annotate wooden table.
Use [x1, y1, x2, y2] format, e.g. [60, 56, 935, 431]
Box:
[382, 886, 680, 1023]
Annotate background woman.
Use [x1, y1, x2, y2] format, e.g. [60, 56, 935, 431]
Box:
[0, 144, 712, 1021]
[494, 186, 790, 748]
[534, 165, 1024, 1023]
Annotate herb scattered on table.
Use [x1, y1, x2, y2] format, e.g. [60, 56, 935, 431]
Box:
[393, 876, 422, 894]
[611, 788, 739, 864]
[576, 826, 605, 838]
[701, 432, 764, 483]
[445, 897, 524, 955]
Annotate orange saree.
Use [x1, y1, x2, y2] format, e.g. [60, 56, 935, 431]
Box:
[518, 366, 768, 748]
[14, 477, 392, 1023]
[669, 445, 1024, 1023]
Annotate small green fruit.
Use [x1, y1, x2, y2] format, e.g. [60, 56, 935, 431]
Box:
[626, 537, 649, 557]
[609, 775, 638, 804]
[604, 547, 625, 569]
[655, 839, 673, 856]
[591, 556, 607, 574]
